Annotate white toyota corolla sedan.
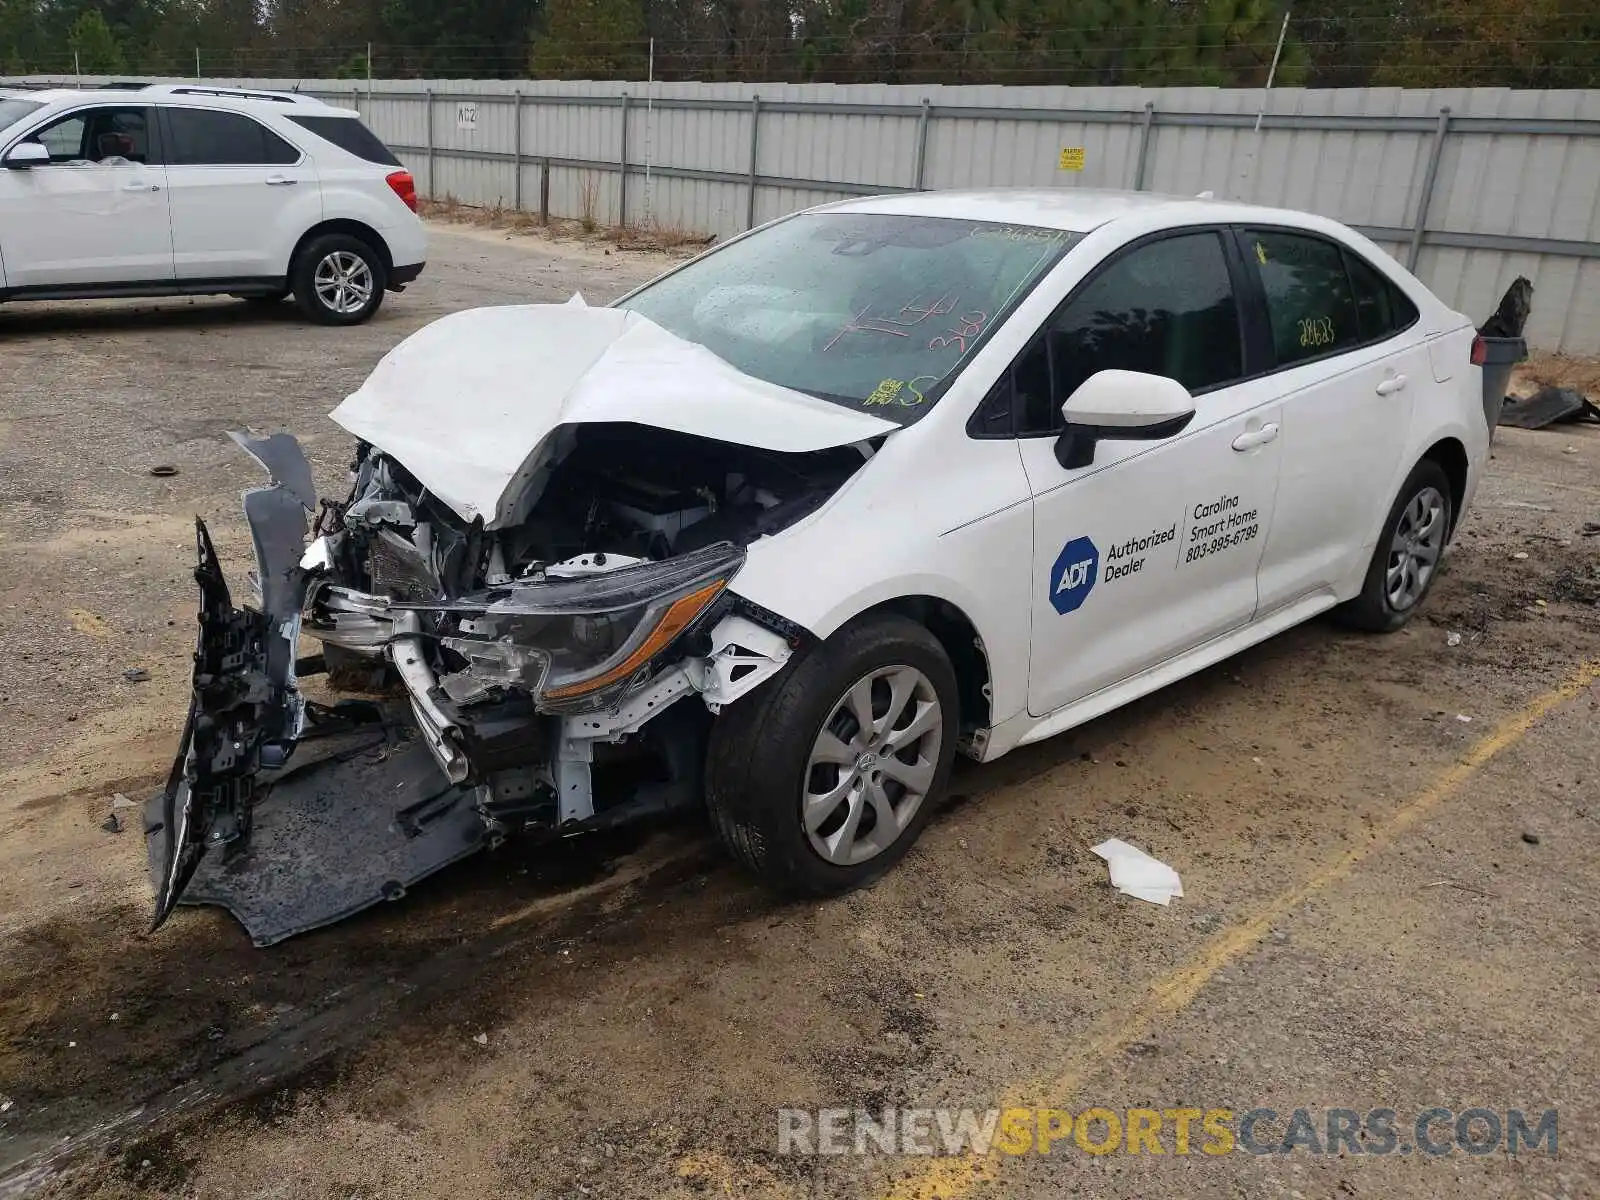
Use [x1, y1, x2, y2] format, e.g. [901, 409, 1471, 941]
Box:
[149, 189, 1491, 945]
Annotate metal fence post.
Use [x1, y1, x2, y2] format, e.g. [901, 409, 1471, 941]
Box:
[540, 156, 550, 226]
[746, 94, 762, 229]
[913, 99, 931, 190]
[619, 93, 630, 228]
[1133, 100, 1155, 190]
[513, 90, 524, 212]
[424, 88, 435, 199]
[1408, 106, 1451, 271]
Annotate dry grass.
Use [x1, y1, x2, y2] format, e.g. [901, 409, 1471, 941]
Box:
[577, 173, 600, 233]
[417, 194, 711, 256]
[1519, 351, 1600, 398]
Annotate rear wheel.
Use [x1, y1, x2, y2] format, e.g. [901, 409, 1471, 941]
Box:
[705, 613, 958, 895]
[291, 234, 386, 325]
[1335, 459, 1454, 632]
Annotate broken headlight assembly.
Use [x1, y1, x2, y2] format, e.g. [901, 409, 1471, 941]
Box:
[421, 541, 746, 714]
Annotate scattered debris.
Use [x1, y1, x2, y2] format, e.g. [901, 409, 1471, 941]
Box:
[122, 668, 150, 683]
[1512, 552, 1529, 561]
[473, 1032, 489, 1045]
[1498, 386, 1600, 430]
[1582, 523, 1600, 538]
[1446, 631, 1462, 647]
[1522, 831, 1541, 845]
[1456, 714, 1473, 723]
[0, 1096, 12, 1113]
[110, 1012, 119, 1021]
[111, 792, 136, 810]
[1424, 879, 1498, 898]
[101, 813, 122, 834]
[148, 464, 179, 477]
[1495, 500, 1554, 511]
[1091, 838, 1183, 906]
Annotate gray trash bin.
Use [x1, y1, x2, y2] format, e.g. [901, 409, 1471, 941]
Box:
[1475, 335, 1528, 439]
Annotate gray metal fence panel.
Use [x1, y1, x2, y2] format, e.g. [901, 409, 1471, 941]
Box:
[7, 73, 1600, 350]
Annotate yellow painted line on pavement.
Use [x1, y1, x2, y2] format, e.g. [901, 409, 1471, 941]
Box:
[882, 660, 1600, 1200]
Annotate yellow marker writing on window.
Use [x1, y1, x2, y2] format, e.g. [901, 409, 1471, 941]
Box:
[864, 378, 905, 407]
[1058, 147, 1086, 171]
[1255, 241, 1268, 265]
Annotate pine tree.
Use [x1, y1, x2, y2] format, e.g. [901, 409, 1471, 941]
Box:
[530, 0, 648, 79]
[68, 8, 126, 73]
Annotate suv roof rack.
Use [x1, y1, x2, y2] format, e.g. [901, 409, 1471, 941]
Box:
[97, 81, 151, 90]
[142, 83, 325, 106]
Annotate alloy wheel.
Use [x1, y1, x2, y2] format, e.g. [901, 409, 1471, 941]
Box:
[803, 665, 943, 867]
[1385, 485, 1446, 610]
[313, 250, 375, 316]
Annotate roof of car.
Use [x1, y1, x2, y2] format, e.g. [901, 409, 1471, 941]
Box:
[9, 84, 345, 114]
[823, 187, 1342, 237]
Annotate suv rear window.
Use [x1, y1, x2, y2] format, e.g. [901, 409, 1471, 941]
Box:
[286, 115, 400, 166]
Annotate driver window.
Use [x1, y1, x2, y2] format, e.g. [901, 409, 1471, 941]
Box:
[26, 106, 151, 165]
[1013, 231, 1245, 437]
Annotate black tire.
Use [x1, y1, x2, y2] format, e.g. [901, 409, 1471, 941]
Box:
[705, 612, 959, 896]
[290, 233, 387, 326]
[1335, 458, 1454, 633]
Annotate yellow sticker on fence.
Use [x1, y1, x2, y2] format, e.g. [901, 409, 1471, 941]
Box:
[1058, 147, 1086, 171]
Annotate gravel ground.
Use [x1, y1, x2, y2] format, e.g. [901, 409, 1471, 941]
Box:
[1, 225, 1598, 1200]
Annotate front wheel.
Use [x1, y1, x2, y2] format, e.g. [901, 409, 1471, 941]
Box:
[291, 234, 386, 326]
[705, 613, 959, 895]
[1335, 459, 1454, 632]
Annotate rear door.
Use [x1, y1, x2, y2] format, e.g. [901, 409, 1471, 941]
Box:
[0, 104, 173, 287]
[158, 105, 319, 280]
[1238, 228, 1430, 611]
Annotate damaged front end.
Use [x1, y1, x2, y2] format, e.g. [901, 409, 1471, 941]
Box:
[149, 424, 847, 945]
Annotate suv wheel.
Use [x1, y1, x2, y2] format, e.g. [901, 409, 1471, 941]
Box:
[292, 233, 386, 325]
[705, 613, 958, 895]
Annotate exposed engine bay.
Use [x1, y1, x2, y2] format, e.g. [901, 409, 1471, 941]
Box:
[147, 422, 868, 946]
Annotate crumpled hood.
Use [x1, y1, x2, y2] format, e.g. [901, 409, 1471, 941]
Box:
[330, 303, 898, 529]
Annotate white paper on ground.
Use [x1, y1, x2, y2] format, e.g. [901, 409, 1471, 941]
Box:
[1090, 838, 1183, 906]
[330, 304, 898, 530]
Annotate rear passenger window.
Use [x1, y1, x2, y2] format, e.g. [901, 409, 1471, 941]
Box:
[1015, 231, 1245, 435]
[165, 108, 299, 166]
[1345, 250, 1419, 341]
[1247, 230, 1361, 366]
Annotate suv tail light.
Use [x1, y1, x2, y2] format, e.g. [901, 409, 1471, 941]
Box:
[386, 170, 418, 213]
[1469, 335, 1487, 365]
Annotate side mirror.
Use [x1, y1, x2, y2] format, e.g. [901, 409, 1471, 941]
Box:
[1054, 369, 1197, 469]
[3, 141, 50, 168]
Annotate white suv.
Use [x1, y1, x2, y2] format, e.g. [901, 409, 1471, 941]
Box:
[0, 84, 426, 324]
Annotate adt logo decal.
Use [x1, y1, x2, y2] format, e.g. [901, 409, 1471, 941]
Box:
[1050, 536, 1099, 614]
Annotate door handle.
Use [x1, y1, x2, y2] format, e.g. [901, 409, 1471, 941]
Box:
[121, 180, 160, 192]
[1375, 374, 1408, 396]
[1231, 422, 1280, 452]
[265, 175, 298, 186]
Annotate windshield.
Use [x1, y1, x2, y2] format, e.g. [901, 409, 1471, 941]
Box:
[617, 212, 1076, 422]
[0, 97, 44, 133]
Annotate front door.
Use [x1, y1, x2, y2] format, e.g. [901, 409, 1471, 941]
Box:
[1010, 230, 1285, 716]
[0, 104, 172, 287]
